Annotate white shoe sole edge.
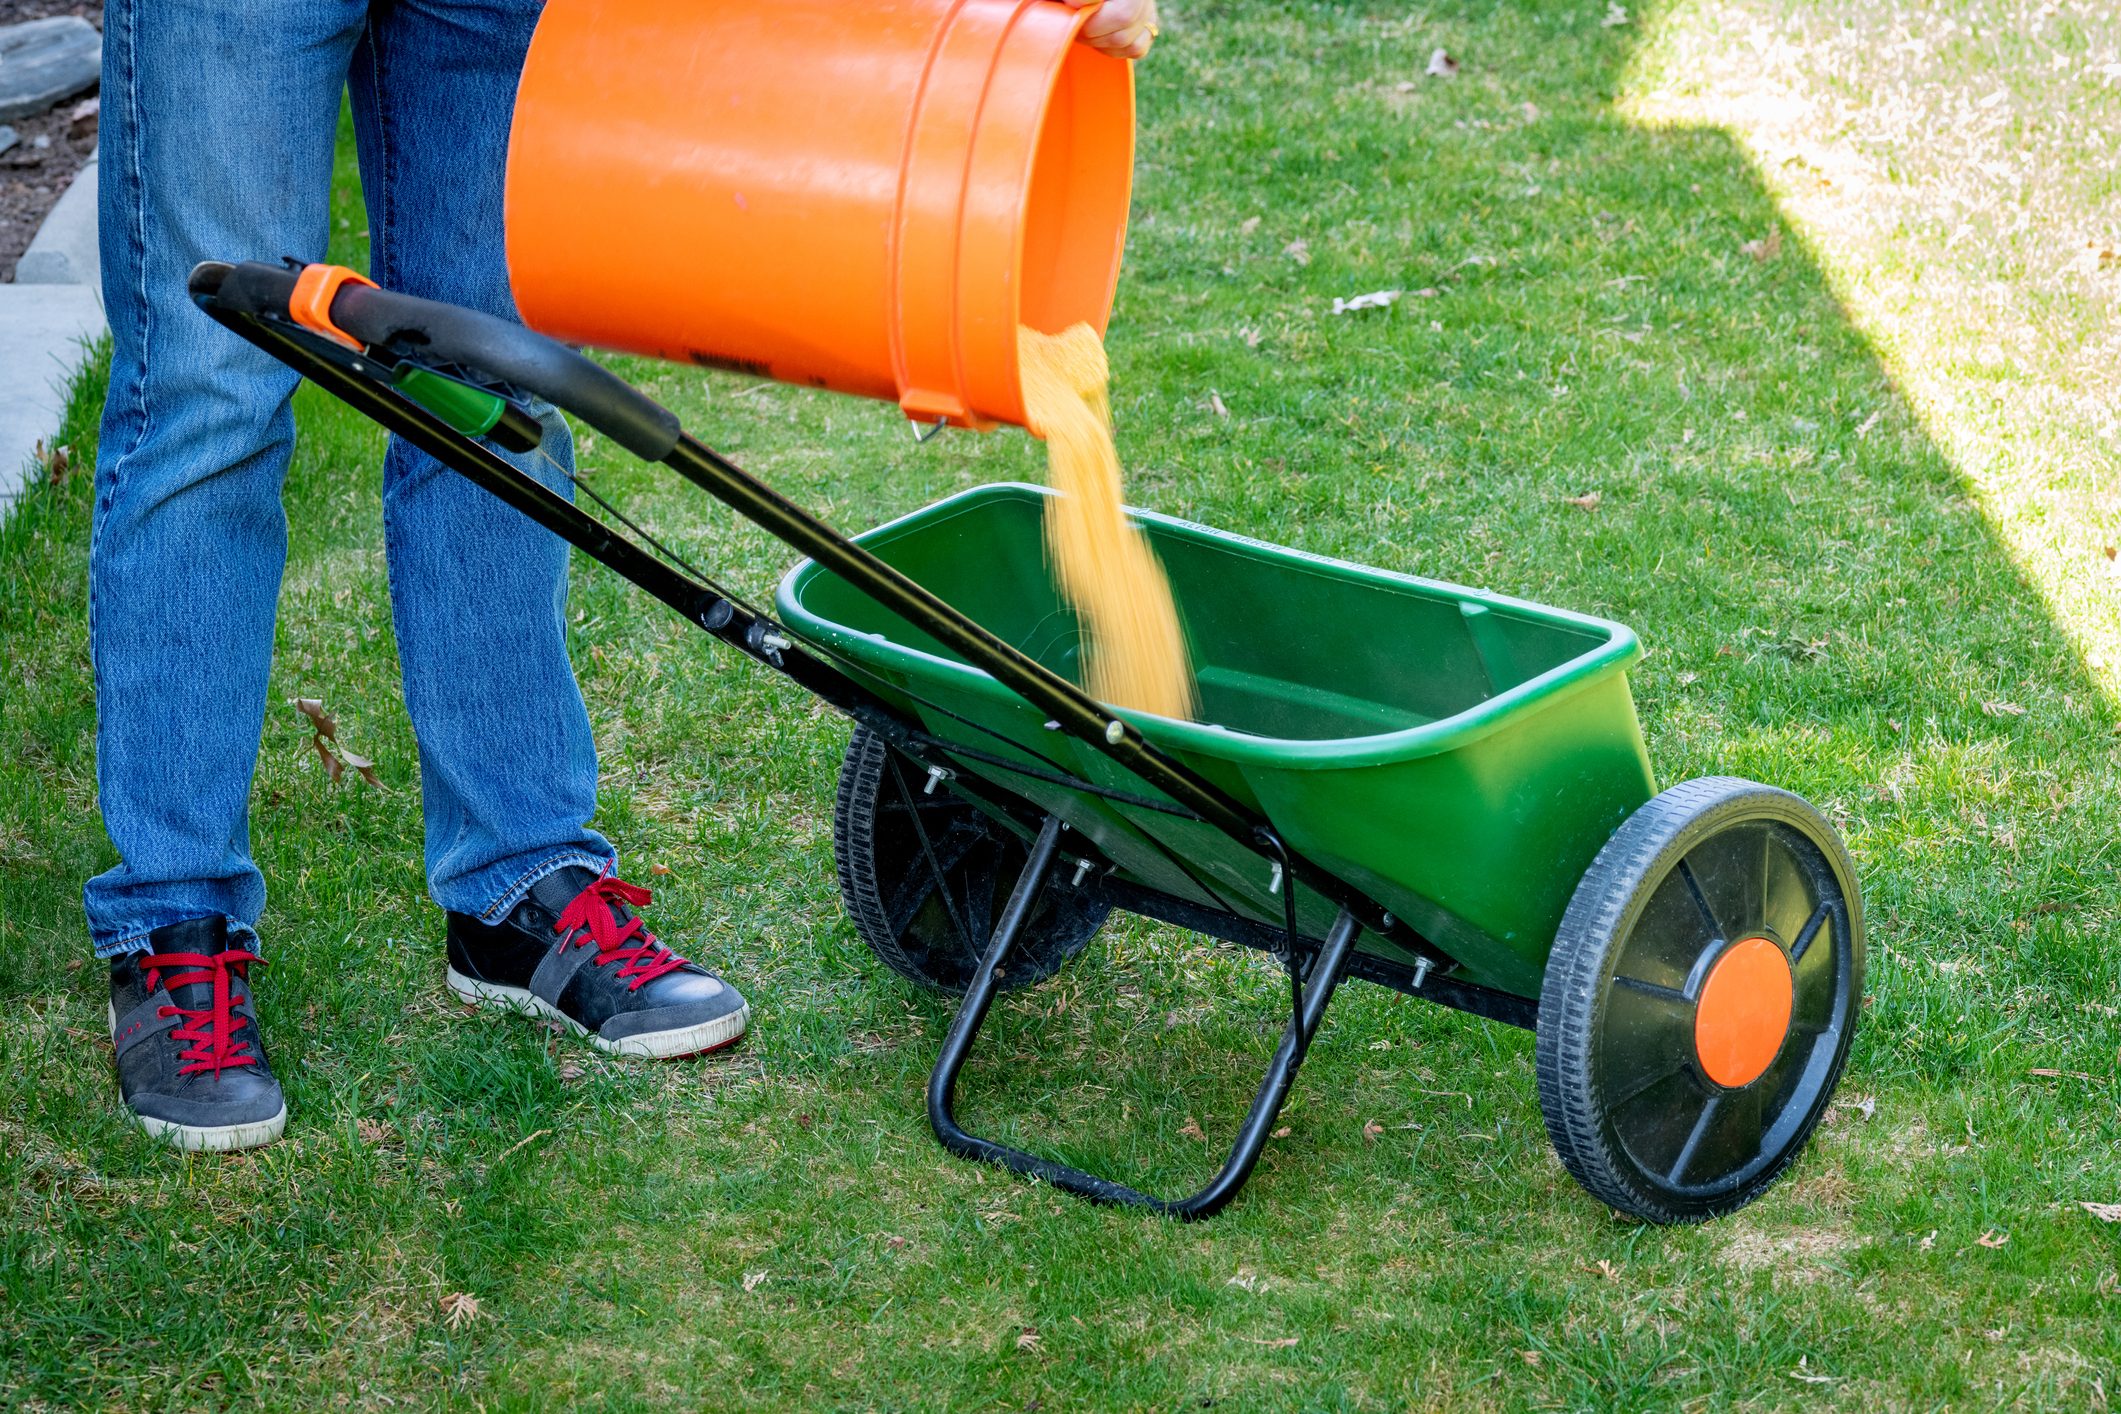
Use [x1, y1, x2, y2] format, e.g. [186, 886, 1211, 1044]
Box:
[109, 1003, 290, 1153]
[137, 1106, 290, 1153]
[445, 967, 750, 1059]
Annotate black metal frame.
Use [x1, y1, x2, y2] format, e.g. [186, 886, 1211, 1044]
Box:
[188, 259, 1536, 1218]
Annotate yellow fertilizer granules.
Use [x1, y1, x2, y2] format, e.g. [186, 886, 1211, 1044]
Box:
[1017, 323, 1199, 721]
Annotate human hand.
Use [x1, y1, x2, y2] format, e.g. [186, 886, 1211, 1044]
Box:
[1064, 0, 1159, 60]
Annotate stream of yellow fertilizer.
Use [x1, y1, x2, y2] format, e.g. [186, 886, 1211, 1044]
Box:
[1018, 324, 1198, 721]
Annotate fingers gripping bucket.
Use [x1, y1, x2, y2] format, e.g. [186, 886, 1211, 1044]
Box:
[504, 0, 1135, 431]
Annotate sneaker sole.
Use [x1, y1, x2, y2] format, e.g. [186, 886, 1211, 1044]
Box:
[138, 1105, 289, 1152]
[108, 1004, 289, 1153]
[445, 968, 750, 1059]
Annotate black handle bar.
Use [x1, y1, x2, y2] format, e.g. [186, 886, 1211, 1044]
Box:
[187, 260, 683, 462]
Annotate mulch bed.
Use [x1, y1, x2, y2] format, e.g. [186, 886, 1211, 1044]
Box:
[0, 0, 100, 281]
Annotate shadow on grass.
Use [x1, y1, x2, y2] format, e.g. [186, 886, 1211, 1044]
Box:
[2, 0, 2117, 1407]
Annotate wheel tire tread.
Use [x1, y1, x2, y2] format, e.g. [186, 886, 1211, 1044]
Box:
[1534, 776, 1863, 1224]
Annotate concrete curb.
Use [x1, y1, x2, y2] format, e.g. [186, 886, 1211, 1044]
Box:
[1, 150, 104, 517]
[16, 151, 99, 291]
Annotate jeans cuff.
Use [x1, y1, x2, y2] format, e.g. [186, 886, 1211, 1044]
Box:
[93, 914, 263, 960]
[475, 849, 617, 924]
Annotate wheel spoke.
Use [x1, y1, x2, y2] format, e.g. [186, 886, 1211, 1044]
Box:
[876, 796, 971, 816]
[961, 840, 1001, 948]
[879, 827, 979, 938]
[1666, 1093, 1725, 1185]
[1608, 1059, 1691, 1117]
[1599, 972, 1699, 1137]
[1617, 870, 1718, 992]
[1790, 905, 1843, 1031]
[1679, 824, 1770, 942]
[1612, 975, 1689, 1006]
[1677, 859, 1725, 939]
[1603, 974, 1696, 1061]
[1762, 835, 1823, 948]
[1674, 1082, 1769, 1186]
[1788, 901, 1830, 963]
[883, 754, 984, 950]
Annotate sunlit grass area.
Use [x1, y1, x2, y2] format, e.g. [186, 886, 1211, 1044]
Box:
[4, 1, 2118, 1408]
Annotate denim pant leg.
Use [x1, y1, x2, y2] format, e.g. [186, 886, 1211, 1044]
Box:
[85, 0, 368, 958]
[349, 0, 613, 922]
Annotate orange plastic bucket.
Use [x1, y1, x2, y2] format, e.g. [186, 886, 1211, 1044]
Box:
[504, 0, 1135, 432]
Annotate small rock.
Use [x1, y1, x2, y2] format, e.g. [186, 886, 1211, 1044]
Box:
[0, 18, 103, 124]
[33, 133, 52, 150]
[0, 125, 17, 158]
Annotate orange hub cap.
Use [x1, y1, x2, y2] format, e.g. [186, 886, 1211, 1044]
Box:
[1693, 936, 1793, 1088]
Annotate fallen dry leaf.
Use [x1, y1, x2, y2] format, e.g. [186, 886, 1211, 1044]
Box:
[1981, 700, 2028, 718]
[1583, 1258, 1622, 1281]
[1563, 491, 1603, 511]
[2105, 545, 2118, 560]
[2080, 1202, 2121, 1223]
[1425, 48, 1458, 79]
[742, 1270, 769, 1292]
[438, 1291, 481, 1328]
[2072, 239, 2120, 272]
[1209, 391, 1229, 418]
[67, 96, 98, 139]
[885, 1234, 908, 1250]
[1178, 1116, 1207, 1142]
[356, 1118, 390, 1146]
[1362, 1118, 1384, 1144]
[1332, 289, 1402, 314]
[295, 698, 383, 787]
[649, 862, 673, 875]
[1789, 1356, 1836, 1386]
[2028, 1067, 2101, 1083]
[1016, 1327, 1041, 1352]
[1241, 1336, 1300, 1348]
[1239, 215, 1262, 236]
[338, 747, 380, 788]
[1283, 238, 1311, 266]
[1918, 1229, 1937, 1251]
[1519, 1350, 1542, 1367]
[295, 698, 337, 739]
[1741, 229, 1784, 262]
[557, 1062, 586, 1083]
[1271, 1126, 1292, 1139]
[1976, 1229, 2010, 1248]
[1601, 3, 1629, 26]
[35, 439, 71, 487]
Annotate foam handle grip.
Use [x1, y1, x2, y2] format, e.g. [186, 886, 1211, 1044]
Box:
[189, 260, 684, 462]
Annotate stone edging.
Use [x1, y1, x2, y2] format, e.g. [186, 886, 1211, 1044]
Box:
[1, 151, 105, 516]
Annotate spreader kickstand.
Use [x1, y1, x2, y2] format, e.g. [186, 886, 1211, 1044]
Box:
[925, 816, 1361, 1221]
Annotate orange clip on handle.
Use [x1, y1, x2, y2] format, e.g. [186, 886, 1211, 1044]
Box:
[288, 263, 379, 350]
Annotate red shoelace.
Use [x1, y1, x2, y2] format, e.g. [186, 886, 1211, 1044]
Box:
[553, 873, 691, 991]
[141, 950, 264, 1077]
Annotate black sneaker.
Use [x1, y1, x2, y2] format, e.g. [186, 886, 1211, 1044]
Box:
[108, 917, 288, 1152]
[444, 866, 750, 1059]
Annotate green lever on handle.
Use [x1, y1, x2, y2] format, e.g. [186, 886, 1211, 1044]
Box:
[391, 362, 508, 438]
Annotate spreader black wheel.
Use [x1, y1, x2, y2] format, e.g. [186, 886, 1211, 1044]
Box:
[834, 725, 1109, 992]
[1535, 776, 1863, 1224]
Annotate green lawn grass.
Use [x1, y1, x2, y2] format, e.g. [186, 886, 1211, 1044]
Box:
[6, 1, 2120, 1408]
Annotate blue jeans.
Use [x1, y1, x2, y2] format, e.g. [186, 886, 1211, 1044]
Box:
[87, 0, 612, 956]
